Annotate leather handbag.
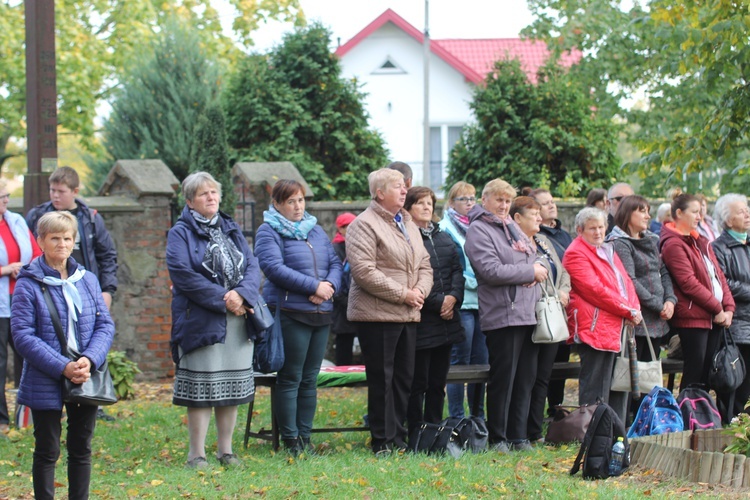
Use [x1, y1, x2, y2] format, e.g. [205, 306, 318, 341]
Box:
[532, 278, 569, 344]
[250, 298, 274, 332]
[611, 324, 663, 394]
[545, 404, 598, 444]
[42, 285, 118, 406]
[408, 420, 464, 458]
[709, 327, 746, 393]
[253, 290, 285, 374]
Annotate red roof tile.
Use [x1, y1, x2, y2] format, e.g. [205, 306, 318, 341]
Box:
[335, 9, 580, 84]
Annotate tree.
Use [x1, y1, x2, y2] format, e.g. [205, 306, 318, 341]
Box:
[190, 103, 236, 214]
[223, 23, 388, 200]
[0, 0, 302, 173]
[89, 18, 221, 189]
[523, 0, 750, 195]
[446, 59, 619, 197]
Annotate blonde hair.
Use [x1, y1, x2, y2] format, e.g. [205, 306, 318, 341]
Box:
[368, 168, 405, 199]
[37, 211, 78, 240]
[444, 181, 476, 210]
[482, 179, 516, 200]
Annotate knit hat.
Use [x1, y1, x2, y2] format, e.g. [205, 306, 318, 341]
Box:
[336, 212, 357, 229]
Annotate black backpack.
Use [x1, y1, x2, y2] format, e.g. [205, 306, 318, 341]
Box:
[676, 385, 723, 431]
[570, 403, 630, 480]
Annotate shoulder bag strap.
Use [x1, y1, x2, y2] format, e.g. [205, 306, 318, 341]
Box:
[42, 285, 69, 358]
[640, 322, 658, 361]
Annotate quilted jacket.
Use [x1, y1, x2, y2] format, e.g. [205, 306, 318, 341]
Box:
[346, 200, 433, 323]
[563, 236, 640, 352]
[660, 222, 735, 330]
[712, 231, 750, 344]
[167, 206, 261, 362]
[11, 257, 115, 410]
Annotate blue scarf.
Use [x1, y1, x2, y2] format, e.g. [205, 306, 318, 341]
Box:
[727, 228, 748, 243]
[43, 267, 86, 351]
[263, 205, 318, 240]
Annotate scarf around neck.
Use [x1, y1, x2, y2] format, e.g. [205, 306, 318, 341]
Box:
[191, 210, 244, 290]
[480, 211, 535, 256]
[263, 205, 318, 241]
[446, 207, 470, 237]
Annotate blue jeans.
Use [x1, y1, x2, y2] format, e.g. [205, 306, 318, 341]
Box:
[274, 314, 330, 440]
[446, 310, 488, 418]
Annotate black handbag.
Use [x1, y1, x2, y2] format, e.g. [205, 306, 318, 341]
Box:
[709, 327, 746, 393]
[42, 285, 118, 406]
[250, 298, 274, 332]
[408, 420, 463, 458]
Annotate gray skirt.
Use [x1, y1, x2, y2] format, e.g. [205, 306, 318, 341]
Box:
[173, 314, 255, 408]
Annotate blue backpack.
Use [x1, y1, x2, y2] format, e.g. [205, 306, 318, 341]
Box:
[627, 386, 683, 438]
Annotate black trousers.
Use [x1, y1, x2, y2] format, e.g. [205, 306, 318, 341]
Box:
[407, 343, 452, 433]
[527, 341, 560, 440]
[31, 404, 98, 500]
[334, 333, 356, 366]
[677, 327, 721, 390]
[357, 322, 416, 449]
[485, 325, 538, 443]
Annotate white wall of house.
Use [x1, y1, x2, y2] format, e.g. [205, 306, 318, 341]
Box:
[338, 22, 475, 192]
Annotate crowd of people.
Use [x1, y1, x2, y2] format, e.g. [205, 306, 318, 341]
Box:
[6, 161, 750, 496]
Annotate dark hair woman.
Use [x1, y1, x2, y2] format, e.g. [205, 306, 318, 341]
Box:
[167, 171, 262, 468]
[464, 181, 549, 453]
[509, 197, 571, 444]
[586, 188, 607, 210]
[255, 179, 342, 456]
[404, 186, 465, 435]
[12, 211, 115, 497]
[660, 194, 735, 398]
[346, 167, 433, 456]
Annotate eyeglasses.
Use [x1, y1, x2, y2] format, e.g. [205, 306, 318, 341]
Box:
[454, 196, 476, 203]
[0, 194, 9, 200]
[609, 196, 625, 203]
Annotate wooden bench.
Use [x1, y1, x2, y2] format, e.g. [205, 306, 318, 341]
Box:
[244, 358, 684, 450]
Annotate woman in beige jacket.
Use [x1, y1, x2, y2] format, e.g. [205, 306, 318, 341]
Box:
[346, 167, 433, 456]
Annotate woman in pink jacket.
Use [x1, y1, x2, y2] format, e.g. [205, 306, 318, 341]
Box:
[563, 207, 642, 407]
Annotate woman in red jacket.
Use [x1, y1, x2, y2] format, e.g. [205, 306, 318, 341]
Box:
[660, 194, 735, 390]
[563, 207, 642, 408]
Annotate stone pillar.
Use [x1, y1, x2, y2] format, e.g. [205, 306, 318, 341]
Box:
[98, 160, 179, 378]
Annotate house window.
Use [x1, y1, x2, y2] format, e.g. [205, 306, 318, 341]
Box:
[429, 125, 464, 193]
[372, 56, 406, 75]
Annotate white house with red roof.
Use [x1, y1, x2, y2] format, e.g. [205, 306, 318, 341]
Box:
[335, 9, 578, 192]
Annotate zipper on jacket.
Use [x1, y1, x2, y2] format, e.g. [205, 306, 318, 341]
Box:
[573, 309, 580, 342]
[307, 240, 322, 313]
[688, 300, 693, 310]
[590, 308, 599, 332]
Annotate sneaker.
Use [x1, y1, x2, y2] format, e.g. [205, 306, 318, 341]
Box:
[96, 409, 115, 422]
[186, 456, 209, 469]
[510, 440, 533, 452]
[217, 453, 241, 466]
[490, 441, 510, 454]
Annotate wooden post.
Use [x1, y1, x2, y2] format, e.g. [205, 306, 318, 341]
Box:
[733, 454, 746, 488]
[698, 452, 713, 483]
[24, 0, 56, 212]
[708, 452, 724, 484]
[720, 453, 734, 485]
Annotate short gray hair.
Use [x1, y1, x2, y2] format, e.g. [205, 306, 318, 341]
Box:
[37, 211, 78, 240]
[575, 207, 607, 231]
[656, 202, 671, 222]
[607, 182, 633, 198]
[182, 171, 222, 202]
[714, 193, 748, 229]
[368, 168, 404, 199]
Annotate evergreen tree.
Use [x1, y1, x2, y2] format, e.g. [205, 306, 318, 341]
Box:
[446, 60, 619, 198]
[223, 23, 388, 200]
[190, 103, 236, 214]
[88, 17, 220, 190]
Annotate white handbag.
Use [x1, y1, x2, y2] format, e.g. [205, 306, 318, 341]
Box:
[611, 324, 663, 393]
[532, 278, 569, 344]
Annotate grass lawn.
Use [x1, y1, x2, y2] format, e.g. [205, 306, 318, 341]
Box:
[0, 382, 745, 499]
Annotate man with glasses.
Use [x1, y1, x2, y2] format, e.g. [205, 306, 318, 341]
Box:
[606, 183, 634, 234]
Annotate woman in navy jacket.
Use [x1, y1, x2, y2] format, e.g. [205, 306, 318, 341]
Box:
[255, 179, 342, 456]
[12, 211, 115, 499]
[167, 172, 261, 469]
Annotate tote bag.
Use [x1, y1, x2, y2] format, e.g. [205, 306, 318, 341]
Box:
[611, 324, 663, 393]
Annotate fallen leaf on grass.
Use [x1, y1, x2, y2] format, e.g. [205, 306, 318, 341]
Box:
[643, 490, 652, 496]
[151, 479, 164, 486]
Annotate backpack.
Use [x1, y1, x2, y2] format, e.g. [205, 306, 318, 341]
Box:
[676, 385, 722, 431]
[570, 402, 630, 480]
[627, 386, 684, 438]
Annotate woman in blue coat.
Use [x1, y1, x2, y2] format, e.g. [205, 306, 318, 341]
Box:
[12, 211, 115, 499]
[167, 172, 261, 469]
[255, 179, 342, 456]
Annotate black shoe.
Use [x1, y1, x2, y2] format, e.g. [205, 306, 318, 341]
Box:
[372, 442, 392, 458]
[96, 409, 115, 422]
[283, 438, 302, 457]
[393, 438, 408, 453]
[299, 436, 316, 455]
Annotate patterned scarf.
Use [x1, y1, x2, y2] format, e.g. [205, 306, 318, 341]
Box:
[446, 208, 470, 237]
[480, 212, 535, 256]
[263, 205, 318, 241]
[191, 210, 244, 290]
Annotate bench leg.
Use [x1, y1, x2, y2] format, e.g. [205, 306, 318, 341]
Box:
[244, 399, 255, 449]
[470, 383, 484, 417]
[270, 385, 279, 451]
[667, 373, 676, 393]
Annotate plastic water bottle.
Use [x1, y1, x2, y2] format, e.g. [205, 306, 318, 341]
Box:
[609, 437, 625, 476]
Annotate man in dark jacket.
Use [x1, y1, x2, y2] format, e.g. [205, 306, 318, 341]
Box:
[530, 189, 572, 261]
[25, 166, 118, 420]
[606, 183, 634, 234]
